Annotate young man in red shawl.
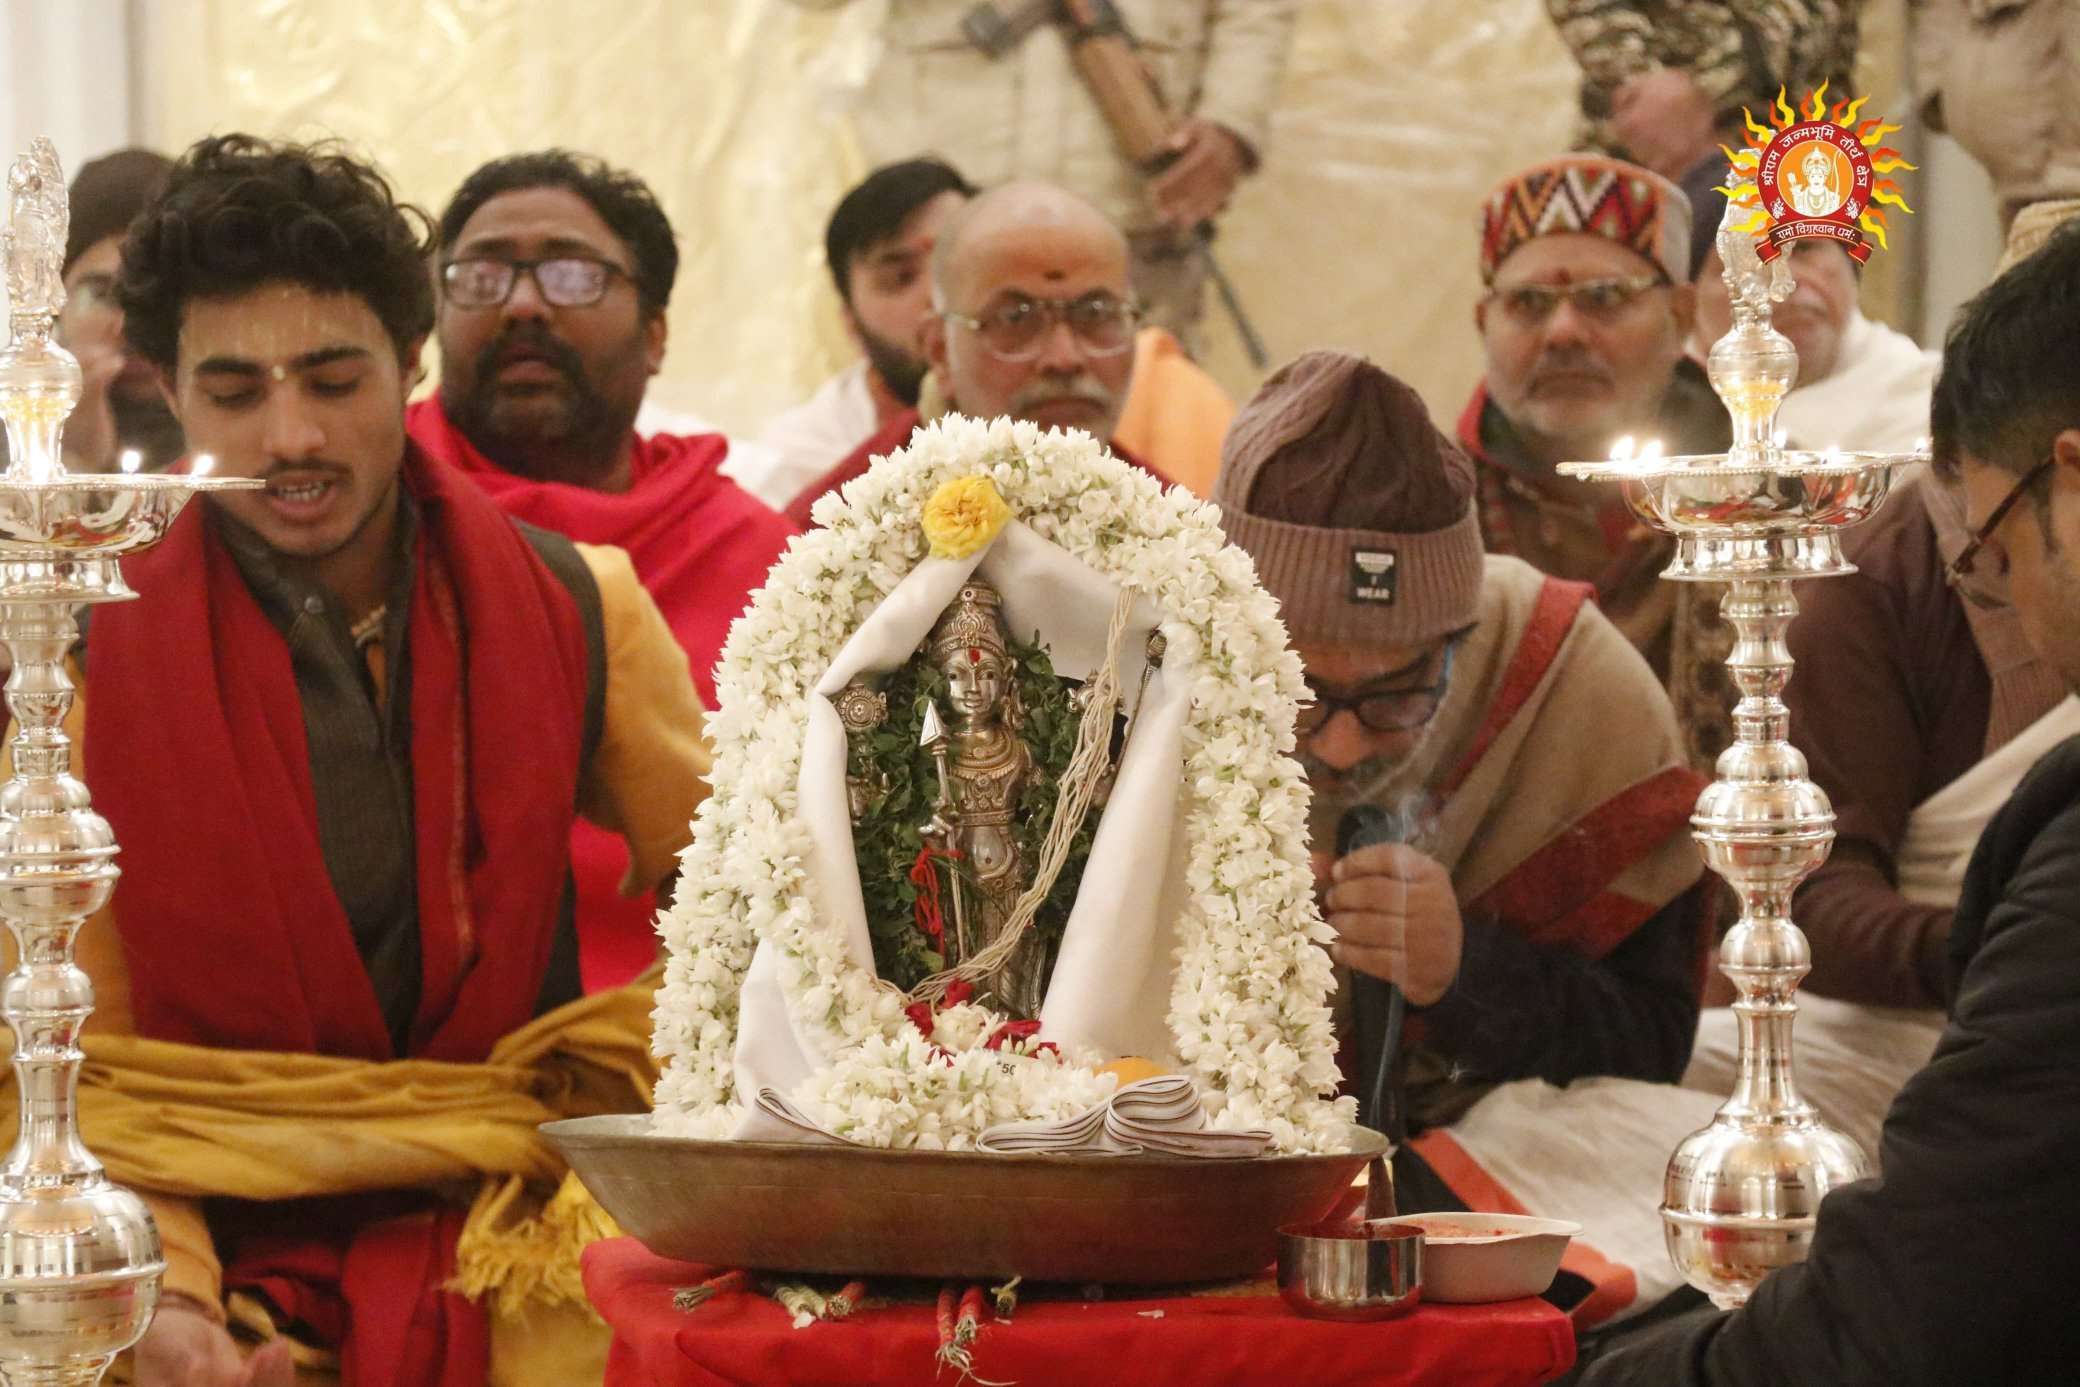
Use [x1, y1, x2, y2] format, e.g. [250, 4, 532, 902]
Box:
[408, 150, 794, 991]
[69, 135, 710, 1387]
[783, 180, 1171, 526]
[1217, 352, 1706, 1225]
[1462, 154, 1734, 768]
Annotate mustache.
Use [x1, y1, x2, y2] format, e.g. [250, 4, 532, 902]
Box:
[1009, 373, 1112, 416]
[1528, 348, 1612, 388]
[473, 323, 585, 384]
[259, 458, 349, 482]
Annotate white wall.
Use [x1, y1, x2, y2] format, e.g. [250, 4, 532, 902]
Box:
[0, 0, 135, 178]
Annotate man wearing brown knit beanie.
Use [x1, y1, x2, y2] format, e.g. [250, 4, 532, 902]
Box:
[1217, 350, 1707, 1163]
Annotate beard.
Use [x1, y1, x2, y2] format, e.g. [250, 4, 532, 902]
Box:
[1301, 718, 1445, 858]
[858, 322, 929, 408]
[442, 323, 634, 485]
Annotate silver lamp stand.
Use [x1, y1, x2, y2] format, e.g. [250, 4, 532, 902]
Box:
[1559, 202, 1919, 1307]
[0, 139, 258, 1384]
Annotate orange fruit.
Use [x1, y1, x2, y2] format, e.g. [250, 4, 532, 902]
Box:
[1096, 1056, 1167, 1086]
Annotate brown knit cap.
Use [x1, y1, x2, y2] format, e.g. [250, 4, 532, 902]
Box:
[1216, 351, 1483, 646]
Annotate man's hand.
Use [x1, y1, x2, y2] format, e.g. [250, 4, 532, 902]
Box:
[132, 1301, 296, 1387]
[1610, 66, 1721, 179]
[1322, 843, 1463, 1006]
[1150, 118, 1248, 230]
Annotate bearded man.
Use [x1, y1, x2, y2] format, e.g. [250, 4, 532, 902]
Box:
[784, 181, 1171, 526]
[36, 133, 711, 1387]
[409, 150, 794, 990]
[752, 158, 976, 507]
[1464, 153, 1733, 766]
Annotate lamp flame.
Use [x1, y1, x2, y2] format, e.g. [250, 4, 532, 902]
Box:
[118, 449, 142, 475]
[190, 452, 215, 477]
[1611, 436, 1637, 462]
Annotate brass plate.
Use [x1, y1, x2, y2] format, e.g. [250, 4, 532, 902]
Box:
[546, 1115, 1385, 1284]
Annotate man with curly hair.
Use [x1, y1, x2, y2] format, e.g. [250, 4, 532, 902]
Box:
[408, 149, 793, 992]
[54, 134, 712, 1386]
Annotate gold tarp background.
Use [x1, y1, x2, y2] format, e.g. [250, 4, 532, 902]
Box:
[137, 0, 1909, 436]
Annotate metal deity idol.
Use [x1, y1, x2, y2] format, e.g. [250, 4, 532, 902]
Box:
[1558, 157, 1919, 1303]
[919, 578, 1047, 1019]
[0, 138, 258, 1385]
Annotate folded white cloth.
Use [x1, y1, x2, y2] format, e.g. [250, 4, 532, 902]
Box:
[982, 1076, 1274, 1158]
[738, 1087, 852, 1146]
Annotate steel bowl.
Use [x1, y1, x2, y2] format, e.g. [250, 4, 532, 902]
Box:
[545, 1115, 1386, 1284]
[1275, 1219, 1423, 1321]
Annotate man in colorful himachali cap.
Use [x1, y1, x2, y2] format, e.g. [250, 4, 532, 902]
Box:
[1460, 152, 1735, 770]
[1216, 351, 1707, 1203]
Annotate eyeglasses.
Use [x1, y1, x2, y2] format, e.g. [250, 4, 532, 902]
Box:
[1486, 273, 1668, 328]
[1945, 455, 2058, 609]
[1298, 642, 1460, 736]
[440, 256, 630, 309]
[943, 292, 1140, 362]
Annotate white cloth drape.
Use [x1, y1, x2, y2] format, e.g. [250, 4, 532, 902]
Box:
[731, 519, 1184, 1140]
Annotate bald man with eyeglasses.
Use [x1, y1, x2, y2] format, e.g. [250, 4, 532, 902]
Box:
[1459, 154, 1735, 769]
[784, 181, 1174, 528]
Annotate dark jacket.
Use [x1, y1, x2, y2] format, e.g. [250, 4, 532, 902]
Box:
[1572, 735, 2080, 1385]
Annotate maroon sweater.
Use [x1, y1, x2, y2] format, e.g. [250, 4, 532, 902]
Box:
[1783, 483, 1987, 1007]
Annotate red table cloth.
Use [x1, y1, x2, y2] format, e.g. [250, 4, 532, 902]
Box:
[585, 1238, 1577, 1387]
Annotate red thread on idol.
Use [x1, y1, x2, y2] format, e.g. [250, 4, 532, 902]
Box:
[907, 844, 962, 949]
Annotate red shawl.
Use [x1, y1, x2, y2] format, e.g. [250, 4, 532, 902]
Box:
[783, 407, 1167, 528]
[85, 444, 589, 1384]
[407, 397, 795, 990]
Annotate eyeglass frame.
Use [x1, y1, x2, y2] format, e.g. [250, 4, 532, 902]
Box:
[1482, 271, 1671, 328]
[1943, 454, 2059, 609]
[439, 254, 633, 309]
[1298, 638, 1464, 737]
[940, 290, 1143, 363]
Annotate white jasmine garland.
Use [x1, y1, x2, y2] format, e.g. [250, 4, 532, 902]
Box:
[651, 416, 1355, 1152]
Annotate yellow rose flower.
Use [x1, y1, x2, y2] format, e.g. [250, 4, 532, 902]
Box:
[921, 475, 1013, 559]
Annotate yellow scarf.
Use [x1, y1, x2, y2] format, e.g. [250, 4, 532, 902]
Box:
[3, 968, 657, 1321]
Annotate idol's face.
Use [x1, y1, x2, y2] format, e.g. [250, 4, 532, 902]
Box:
[1476, 233, 1694, 465]
[845, 189, 967, 406]
[169, 283, 414, 562]
[929, 219, 1136, 439]
[435, 185, 662, 472]
[946, 652, 1006, 722]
